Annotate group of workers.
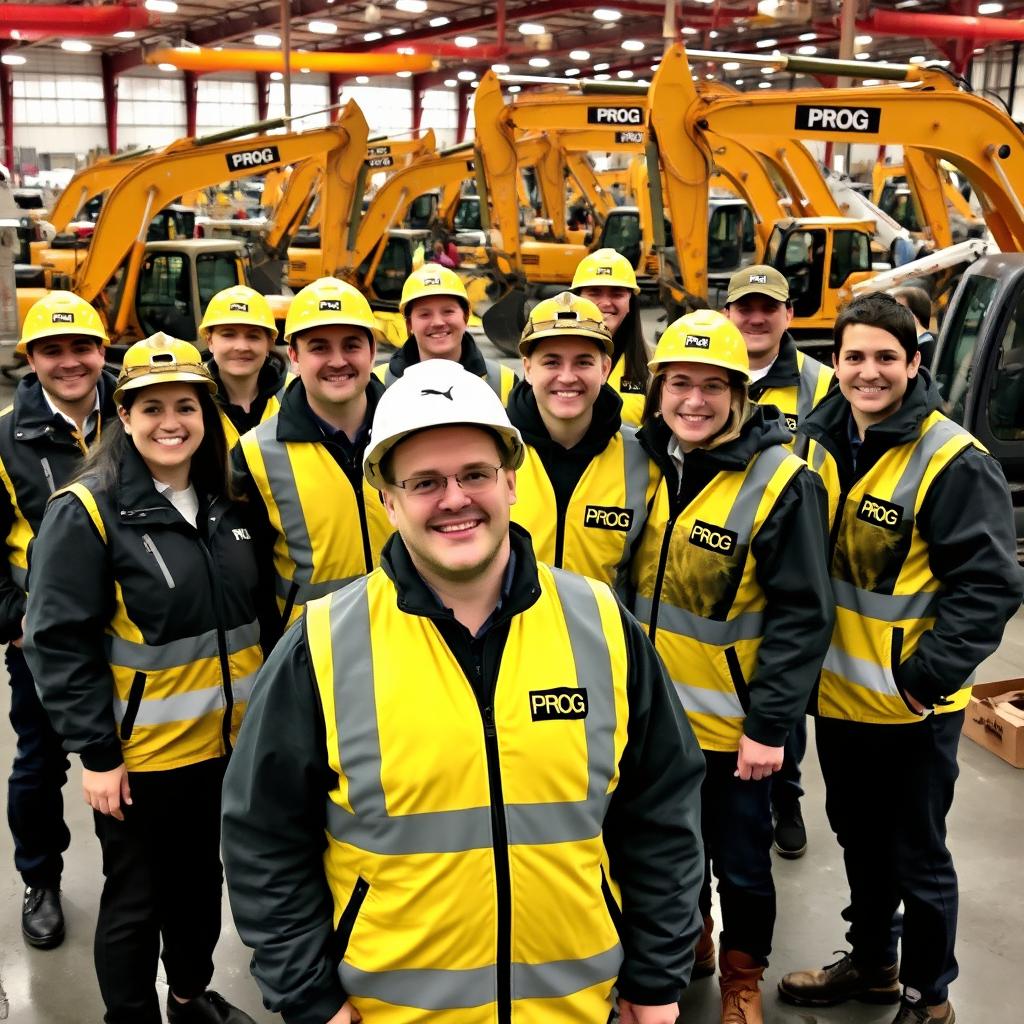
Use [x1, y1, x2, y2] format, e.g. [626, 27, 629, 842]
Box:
[2, 243, 1021, 1024]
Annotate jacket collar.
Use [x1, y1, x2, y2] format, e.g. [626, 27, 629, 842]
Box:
[274, 375, 384, 444]
[749, 331, 801, 394]
[111, 442, 213, 527]
[388, 331, 488, 379]
[13, 370, 118, 443]
[381, 522, 542, 625]
[507, 379, 623, 457]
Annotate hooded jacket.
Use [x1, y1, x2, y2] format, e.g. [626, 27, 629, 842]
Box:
[374, 332, 517, 404]
[507, 380, 657, 590]
[222, 525, 706, 1024]
[800, 370, 1023, 715]
[0, 369, 118, 642]
[632, 406, 833, 749]
[208, 352, 290, 449]
[24, 442, 271, 773]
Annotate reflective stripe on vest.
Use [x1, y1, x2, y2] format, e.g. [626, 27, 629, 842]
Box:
[818, 411, 978, 724]
[308, 564, 627, 1015]
[796, 350, 832, 422]
[632, 445, 803, 750]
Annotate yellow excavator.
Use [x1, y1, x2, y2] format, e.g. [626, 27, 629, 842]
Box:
[648, 43, 1024, 348]
[15, 104, 370, 353]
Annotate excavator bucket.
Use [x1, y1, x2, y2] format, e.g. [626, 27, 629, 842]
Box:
[482, 285, 527, 357]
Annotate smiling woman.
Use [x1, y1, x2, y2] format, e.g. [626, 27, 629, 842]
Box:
[23, 331, 275, 1024]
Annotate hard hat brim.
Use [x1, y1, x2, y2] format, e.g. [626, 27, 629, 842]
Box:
[518, 326, 614, 357]
[649, 353, 752, 385]
[571, 276, 640, 295]
[114, 370, 219, 406]
[399, 289, 470, 316]
[16, 328, 109, 357]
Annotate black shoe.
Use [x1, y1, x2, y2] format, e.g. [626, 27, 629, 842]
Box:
[891, 998, 956, 1023]
[22, 886, 65, 949]
[773, 802, 808, 859]
[167, 990, 258, 1024]
[778, 951, 900, 1007]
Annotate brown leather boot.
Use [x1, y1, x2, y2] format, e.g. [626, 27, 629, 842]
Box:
[719, 949, 765, 1024]
[693, 915, 716, 979]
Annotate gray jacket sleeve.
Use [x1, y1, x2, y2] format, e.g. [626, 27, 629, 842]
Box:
[24, 492, 122, 771]
[895, 447, 1024, 706]
[603, 603, 705, 1006]
[746, 467, 834, 746]
[221, 620, 347, 1024]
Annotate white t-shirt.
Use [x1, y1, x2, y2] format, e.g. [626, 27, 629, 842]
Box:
[151, 478, 199, 529]
[748, 356, 778, 384]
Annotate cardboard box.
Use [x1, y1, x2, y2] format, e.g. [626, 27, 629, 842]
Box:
[964, 679, 1024, 768]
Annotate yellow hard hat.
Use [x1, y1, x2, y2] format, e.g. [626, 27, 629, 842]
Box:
[18, 290, 108, 356]
[199, 285, 278, 343]
[571, 247, 640, 294]
[399, 264, 469, 316]
[284, 277, 382, 345]
[518, 291, 613, 356]
[649, 309, 751, 383]
[114, 333, 217, 405]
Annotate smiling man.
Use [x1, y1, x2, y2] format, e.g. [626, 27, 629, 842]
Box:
[0, 291, 116, 950]
[233, 277, 393, 629]
[508, 291, 656, 593]
[375, 263, 517, 403]
[222, 359, 706, 1024]
[781, 293, 1023, 1024]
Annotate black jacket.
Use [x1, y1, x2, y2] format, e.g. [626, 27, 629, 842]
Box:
[747, 331, 816, 402]
[0, 371, 118, 642]
[24, 442, 276, 771]
[800, 370, 1024, 707]
[638, 406, 834, 744]
[507, 379, 624, 515]
[207, 351, 289, 438]
[222, 525, 706, 1023]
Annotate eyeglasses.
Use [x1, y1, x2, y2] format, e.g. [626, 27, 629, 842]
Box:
[393, 465, 503, 498]
[662, 377, 731, 397]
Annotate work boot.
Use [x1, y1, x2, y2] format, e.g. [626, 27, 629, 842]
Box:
[772, 801, 808, 859]
[693, 915, 716, 979]
[167, 990, 258, 1024]
[21, 886, 65, 949]
[719, 949, 764, 1024]
[778, 951, 900, 1007]
[891, 998, 956, 1023]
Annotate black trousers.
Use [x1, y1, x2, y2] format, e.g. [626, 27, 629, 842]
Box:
[697, 750, 776, 964]
[772, 715, 807, 810]
[6, 644, 70, 888]
[816, 712, 963, 1005]
[92, 757, 228, 1024]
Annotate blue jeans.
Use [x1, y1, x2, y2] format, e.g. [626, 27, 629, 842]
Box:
[6, 643, 70, 887]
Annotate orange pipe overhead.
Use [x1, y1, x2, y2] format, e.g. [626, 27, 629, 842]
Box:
[146, 47, 437, 75]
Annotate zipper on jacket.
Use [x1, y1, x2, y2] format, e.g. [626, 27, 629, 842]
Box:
[354, 481, 374, 572]
[600, 866, 624, 941]
[281, 581, 300, 627]
[197, 526, 235, 755]
[38, 457, 56, 495]
[331, 876, 370, 963]
[119, 671, 147, 741]
[142, 534, 176, 589]
[647, 509, 680, 645]
[480, 702, 512, 1023]
[724, 647, 751, 713]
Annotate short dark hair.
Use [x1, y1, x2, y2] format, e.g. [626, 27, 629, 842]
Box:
[289, 325, 374, 351]
[833, 292, 918, 360]
[891, 286, 932, 331]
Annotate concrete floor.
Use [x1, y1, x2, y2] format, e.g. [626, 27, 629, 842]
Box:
[2, 341, 1023, 1022]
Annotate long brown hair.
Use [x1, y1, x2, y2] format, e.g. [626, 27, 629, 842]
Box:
[614, 295, 651, 392]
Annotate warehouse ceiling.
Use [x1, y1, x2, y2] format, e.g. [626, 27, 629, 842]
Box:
[1, 1, 1022, 85]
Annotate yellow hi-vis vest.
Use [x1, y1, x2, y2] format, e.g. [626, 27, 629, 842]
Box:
[608, 358, 646, 428]
[808, 411, 980, 724]
[239, 419, 392, 628]
[218, 394, 282, 451]
[62, 483, 263, 772]
[306, 564, 630, 1022]
[510, 426, 656, 590]
[374, 358, 517, 405]
[754, 350, 833, 440]
[632, 446, 805, 751]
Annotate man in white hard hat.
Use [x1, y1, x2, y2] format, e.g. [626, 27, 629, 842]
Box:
[222, 360, 706, 1024]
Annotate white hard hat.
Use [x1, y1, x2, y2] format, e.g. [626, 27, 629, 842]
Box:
[363, 360, 524, 490]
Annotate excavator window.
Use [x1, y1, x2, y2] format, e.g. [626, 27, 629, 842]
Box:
[454, 198, 481, 232]
[935, 274, 997, 422]
[708, 206, 746, 272]
[136, 253, 197, 341]
[197, 252, 244, 310]
[780, 229, 825, 319]
[829, 230, 870, 289]
[362, 236, 412, 302]
[407, 193, 437, 230]
[987, 288, 1024, 441]
[601, 211, 642, 270]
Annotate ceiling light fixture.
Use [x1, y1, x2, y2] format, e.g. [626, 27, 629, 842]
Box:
[617, 69, 634, 78]
[855, 35, 873, 45]
[593, 8, 622, 22]
[798, 45, 817, 55]
[1, 54, 26, 65]
[799, 32, 817, 42]
[722, 61, 740, 71]
[364, 31, 383, 41]
[593, 62, 610, 71]
[519, 23, 546, 35]
[593, 73, 611, 80]
[755, 38, 778, 49]
[978, 2, 1003, 12]
[492, 64, 510, 73]
[61, 40, 92, 52]
[397, 70, 412, 77]
[356, 75, 370, 83]
[570, 50, 590, 61]
[529, 57, 550, 68]
[158, 62, 177, 72]
[114, 30, 136, 39]
[622, 40, 644, 51]
[457, 69, 476, 81]
[145, 0, 178, 12]
[429, 16, 450, 27]
[565, 68, 581, 76]
[454, 35, 477, 47]
[508, 85, 521, 93]
[270, 71, 283, 81]
[395, 0, 428, 12]
[254, 34, 281, 47]
[308, 21, 337, 34]
[444, 78, 456, 86]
